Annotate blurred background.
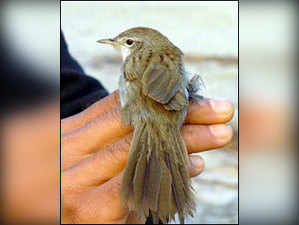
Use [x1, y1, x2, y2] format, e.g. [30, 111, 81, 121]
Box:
[61, 1, 238, 224]
[240, 1, 296, 224]
[1, 0, 297, 225]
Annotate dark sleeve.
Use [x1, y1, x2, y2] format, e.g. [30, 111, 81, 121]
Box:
[60, 32, 108, 119]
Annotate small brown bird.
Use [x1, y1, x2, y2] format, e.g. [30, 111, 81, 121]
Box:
[97, 27, 202, 224]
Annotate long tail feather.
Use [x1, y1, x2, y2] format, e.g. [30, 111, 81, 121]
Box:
[120, 121, 195, 224]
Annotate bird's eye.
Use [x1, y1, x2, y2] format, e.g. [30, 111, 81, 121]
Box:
[126, 39, 134, 46]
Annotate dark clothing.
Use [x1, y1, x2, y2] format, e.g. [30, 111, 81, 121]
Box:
[60, 32, 108, 119]
[1, 36, 57, 115]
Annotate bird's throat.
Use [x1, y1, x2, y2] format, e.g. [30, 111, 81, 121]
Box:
[120, 46, 131, 62]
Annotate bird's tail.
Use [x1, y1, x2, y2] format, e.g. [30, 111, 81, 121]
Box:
[120, 120, 195, 224]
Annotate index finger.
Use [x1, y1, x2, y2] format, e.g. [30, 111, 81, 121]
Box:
[62, 91, 120, 134]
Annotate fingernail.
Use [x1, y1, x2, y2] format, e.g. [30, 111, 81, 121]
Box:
[190, 156, 204, 173]
[210, 99, 232, 114]
[210, 124, 233, 139]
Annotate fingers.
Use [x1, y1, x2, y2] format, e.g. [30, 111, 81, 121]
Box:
[63, 124, 231, 186]
[186, 98, 234, 124]
[62, 134, 131, 186]
[61, 108, 133, 169]
[61, 91, 120, 134]
[62, 99, 233, 158]
[61, 92, 234, 138]
[62, 151, 206, 223]
[70, 173, 128, 224]
[183, 124, 233, 153]
[63, 155, 204, 224]
[189, 155, 205, 177]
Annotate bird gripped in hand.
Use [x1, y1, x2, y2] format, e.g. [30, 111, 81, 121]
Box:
[97, 27, 202, 224]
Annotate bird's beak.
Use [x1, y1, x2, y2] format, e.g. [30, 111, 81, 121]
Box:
[96, 38, 115, 45]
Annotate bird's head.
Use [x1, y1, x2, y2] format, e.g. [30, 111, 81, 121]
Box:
[97, 27, 182, 61]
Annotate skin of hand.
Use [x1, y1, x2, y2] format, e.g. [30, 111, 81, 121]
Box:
[61, 90, 234, 224]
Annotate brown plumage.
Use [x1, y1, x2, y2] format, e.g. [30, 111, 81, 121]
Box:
[97, 27, 202, 224]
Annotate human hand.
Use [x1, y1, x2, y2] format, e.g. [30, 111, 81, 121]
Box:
[61, 91, 234, 224]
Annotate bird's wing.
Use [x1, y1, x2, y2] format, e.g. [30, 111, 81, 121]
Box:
[142, 53, 186, 105]
[163, 87, 188, 111]
[123, 53, 188, 111]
